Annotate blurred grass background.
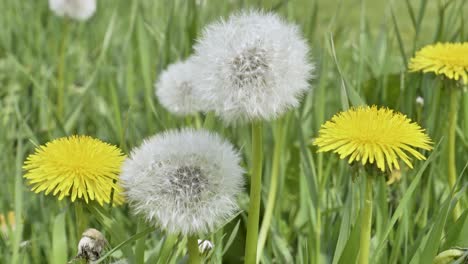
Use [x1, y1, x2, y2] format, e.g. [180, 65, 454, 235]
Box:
[0, 0, 467, 263]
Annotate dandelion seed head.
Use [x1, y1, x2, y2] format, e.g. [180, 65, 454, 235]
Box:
[155, 58, 203, 116]
[193, 10, 313, 124]
[120, 129, 244, 235]
[49, 0, 96, 21]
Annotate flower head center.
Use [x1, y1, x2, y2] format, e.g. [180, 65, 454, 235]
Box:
[169, 165, 208, 199]
[230, 47, 269, 88]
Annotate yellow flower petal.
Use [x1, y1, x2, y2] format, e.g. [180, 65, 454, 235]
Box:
[23, 136, 126, 205]
[409, 42, 468, 84]
[313, 106, 433, 172]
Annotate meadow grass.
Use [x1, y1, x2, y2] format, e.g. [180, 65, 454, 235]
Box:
[0, 0, 467, 263]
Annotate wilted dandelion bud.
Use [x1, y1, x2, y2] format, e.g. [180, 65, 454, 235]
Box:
[76, 228, 108, 262]
[49, 0, 96, 21]
[198, 239, 214, 254]
[416, 96, 424, 106]
[155, 58, 203, 116]
[120, 129, 244, 235]
[0, 211, 15, 238]
[193, 10, 313, 124]
[433, 248, 466, 264]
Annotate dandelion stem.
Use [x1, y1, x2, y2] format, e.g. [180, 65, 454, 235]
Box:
[447, 86, 460, 219]
[358, 175, 373, 264]
[245, 122, 263, 264]
[194, 113, 202, 129]
[187, 235, 201, 264]
[57, 20, 69, 121]
[203, 111, 215, 130]
[74, 202, 87, 238]
[135, 220, 146, 264]
[257, 118, 284, 262]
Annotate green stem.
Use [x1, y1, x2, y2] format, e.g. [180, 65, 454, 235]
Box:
[135, 220, 146, 264]
[194, 113, 202, 129]
[358, 175, 373, 264]
[57, 20, 69, 121]
[316, 149, 323, 263]
[257, 119, 284, 262]
[315, 204, 321, 264]
[158, 234, 178, 264]
[448, 87, 460, 219]
[187, 235, 201, 264]
[74, 202, 88, 239]
[244, 122, 263, 264]
[203, 111, 215, 130]
[185, 115, 193, 127]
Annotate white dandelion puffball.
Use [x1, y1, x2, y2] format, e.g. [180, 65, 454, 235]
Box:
[120, 129, 244, 235]
[155, 58, 202, 116]
[49, 0, 96, 21]
[193, 10, 313, 124]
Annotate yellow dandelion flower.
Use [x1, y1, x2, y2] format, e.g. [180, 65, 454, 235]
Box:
[313, 106, 433, 172]
[23, 136, 125, 206]
[409, 42, 468, 84]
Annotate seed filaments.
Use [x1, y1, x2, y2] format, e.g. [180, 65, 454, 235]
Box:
[230, 47, 270, 88]
[169, 165, 209, 199]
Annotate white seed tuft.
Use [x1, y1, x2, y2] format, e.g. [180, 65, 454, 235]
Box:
[120, 129, 244, 235]
[193, 10, 314, 124]
[49, 0, 96, 21]
[155, 58, 204, 116]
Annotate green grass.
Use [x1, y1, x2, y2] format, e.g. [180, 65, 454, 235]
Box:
[1, 0, 467, 263]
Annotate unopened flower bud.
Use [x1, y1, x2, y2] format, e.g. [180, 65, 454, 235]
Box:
[198, 239, 214, 254]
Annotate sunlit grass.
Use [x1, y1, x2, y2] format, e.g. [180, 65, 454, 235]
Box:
[0, 0, 467, 263]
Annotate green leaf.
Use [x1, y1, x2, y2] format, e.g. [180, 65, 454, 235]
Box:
[372, 140, 441, 262]
[51, 213, 68, 264]
[95, 227, 156, 264]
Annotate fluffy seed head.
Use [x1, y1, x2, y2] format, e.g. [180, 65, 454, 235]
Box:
[120, 129, 244, 235]
[49, 0, 96, 21]
[193, 10, 313, 124]
[155, 58, 203, 116]
[314, 106, 433, 172]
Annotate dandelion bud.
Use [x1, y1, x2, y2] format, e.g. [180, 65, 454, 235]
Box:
[49, 0, 96, 21]
[433, 248, 466, 264]
[0, 211, 15, 238]
[416, 96, 424, 106]
[198, 239, 214, 254]
[76, 228, 108, 262]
